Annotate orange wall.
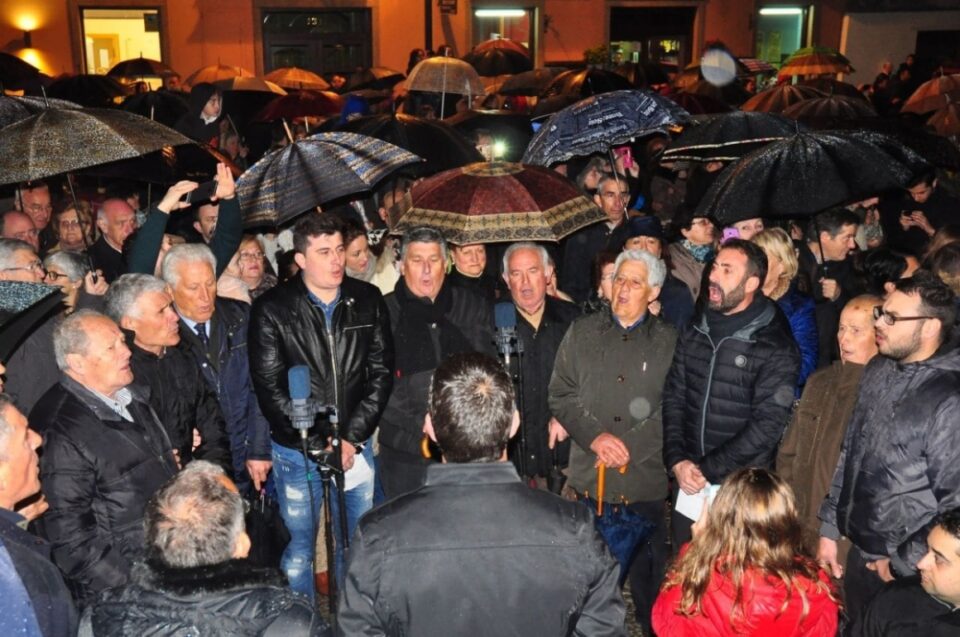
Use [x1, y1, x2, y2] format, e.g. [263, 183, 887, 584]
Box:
[1, 1, 75, 76]
[543, 0, 605, 64]
[703, 0, 753, 56]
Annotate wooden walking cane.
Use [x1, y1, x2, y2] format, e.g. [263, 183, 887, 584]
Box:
[595, 463, 628, 515]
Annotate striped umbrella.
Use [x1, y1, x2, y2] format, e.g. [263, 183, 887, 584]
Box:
[777, 46, 854, 78]
[236, 132, 422, 228]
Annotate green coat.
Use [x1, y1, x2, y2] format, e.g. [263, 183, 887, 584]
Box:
[549, 310, 677, 503]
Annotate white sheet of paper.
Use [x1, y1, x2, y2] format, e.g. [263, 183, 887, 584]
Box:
[343, 449, 374, 491]
[675, 484, 719, 521]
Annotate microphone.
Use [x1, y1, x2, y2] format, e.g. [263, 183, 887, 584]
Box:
[287, 365, 314, 440]
[494, 302, 517, 367]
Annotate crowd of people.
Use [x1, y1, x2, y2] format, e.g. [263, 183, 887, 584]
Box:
[2, 48, 960, 637]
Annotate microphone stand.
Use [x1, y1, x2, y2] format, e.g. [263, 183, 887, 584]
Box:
[498, 324, 527, 478]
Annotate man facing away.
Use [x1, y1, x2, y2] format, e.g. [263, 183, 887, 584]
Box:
[338, 352, 626, 636]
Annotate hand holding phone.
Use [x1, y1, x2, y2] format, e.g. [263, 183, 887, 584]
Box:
[183, 179, 218, 204]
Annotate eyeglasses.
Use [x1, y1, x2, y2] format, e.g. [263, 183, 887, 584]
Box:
[12, 229, 39, 240]
[238, 251, 264, 261]
[2, 260, 45, 274]
[25, 203, 53, 214]
[45, 270, 69, 282]
[873, 305, 934, 326]
[58, 219, 83, 230]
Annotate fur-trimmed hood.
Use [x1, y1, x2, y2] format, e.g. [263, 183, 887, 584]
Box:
[130, 558, 289, 597]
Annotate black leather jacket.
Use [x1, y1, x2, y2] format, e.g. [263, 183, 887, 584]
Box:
[248, 275, 394, 453]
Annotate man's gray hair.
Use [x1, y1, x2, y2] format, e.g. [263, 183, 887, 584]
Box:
[400, 226, 448, 262]
[105, 273, 169, 322]
[43, 251, 90, 283]
[502, 242, 551, 274]
[0, 394, 16, 461]
[52, 309, 107, 371]
[144, 460, 245, 569]
[161, 243, 217, 287]
[0, 238, 37, 270]
[614, 249, 667, 288]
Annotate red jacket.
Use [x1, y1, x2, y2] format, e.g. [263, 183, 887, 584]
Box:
[652, 554, 839, 636]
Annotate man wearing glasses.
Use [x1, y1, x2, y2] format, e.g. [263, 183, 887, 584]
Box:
[819, 271, 960, 624]
[13, 182, 55, 254]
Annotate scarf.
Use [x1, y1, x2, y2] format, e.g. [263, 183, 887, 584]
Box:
[682, 239, 715, 264]
[393, 278, 475, 376]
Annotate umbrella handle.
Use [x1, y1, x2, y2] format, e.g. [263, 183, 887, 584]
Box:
[420, 435, 432, 459]
[595, 464, 628, 516]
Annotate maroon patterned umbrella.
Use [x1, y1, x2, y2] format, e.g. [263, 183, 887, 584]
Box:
[394, 161, 606, 244]
[253, 90, 344, 121]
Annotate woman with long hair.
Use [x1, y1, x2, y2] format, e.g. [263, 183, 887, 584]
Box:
[653, 468, 840, 636]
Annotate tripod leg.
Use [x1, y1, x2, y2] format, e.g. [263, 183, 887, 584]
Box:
[320, 470, 337, 618]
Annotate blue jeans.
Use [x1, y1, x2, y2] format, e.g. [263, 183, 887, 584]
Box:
[271, 441, 375, 600]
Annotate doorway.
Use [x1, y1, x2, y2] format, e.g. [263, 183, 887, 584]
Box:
[261, 9, 372, 77]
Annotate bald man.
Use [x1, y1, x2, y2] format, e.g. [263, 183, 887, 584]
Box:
[89, 198, 137, 282]
[0, 211, 40, 252]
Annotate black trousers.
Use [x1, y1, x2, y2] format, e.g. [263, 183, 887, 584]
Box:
[379, 446, 432, 500]
[626, 499, 669, 635]
[842, 547, 888, 631]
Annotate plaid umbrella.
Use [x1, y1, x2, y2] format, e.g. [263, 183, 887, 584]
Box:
[696, 130, 927, 225]
[902, 75, 960, 115]
[236, 132, 422, 228]
[394, 161, 606, 244]
[662, 111, 801, 163]
[0, 108, 192, 185]
[0, 95, 81, 128]
[107, 56, 176, 80]
[523, 90, 690, 166]
[741, 84, 825, 113]
[264, 67, 330, 91]
[778, 46, 854, 78]
[738, 58, 776, 74]
[0, 282, 63, 362]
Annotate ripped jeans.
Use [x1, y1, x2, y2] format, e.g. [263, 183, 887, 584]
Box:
[271, 441, 375, 601]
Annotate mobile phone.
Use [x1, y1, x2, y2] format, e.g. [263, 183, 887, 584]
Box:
[183, 180, 218, 204]
[721, 227, 740, 244]
[614, 146, 634, 169]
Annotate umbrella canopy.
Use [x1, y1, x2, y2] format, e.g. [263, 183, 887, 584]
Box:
[662, 111, 802, 163]
[254, 90, 344, 122]
[800, 78, 866, 100]
[738, 58, 776, 74]
[264, 67, 330, 91]
[902, 74, 960, 115]
[463, 48, 532, 77]
[0, 95, 81, 129]
[928, 101, 960, 138]
[741, 84, 825, 113]
[47, 74, 130, 107]
[696, 130, 926, 225]
[826, 117, 960, 170]
[347, 67, 405, 91]
[236, 132, 422, 228]
[120, 90, 189, 127]
[406, 57, 485, 96]
[0, 108, 192, 185]
[0, 282, 63, 362]
[474, 38, 530, 57]
[394, 161, 606, 244]
[498, 68, 565, 96]
[444, 110, 533, 163]
[665, 92, 732, 116]
[85, 142, 240, 185]
[214, 77, 286, 94]
[0, 52, 41, 90]
[523, 90, 690, 166]
[184, 64, 254, 88]
[107, 56, 175, 80]
[782, 94, 877, 124]
[778, 46, 854, 78]
[335, 113, 483, 176]
[541, 69, 634, 100]
[683, 79, 751, 106]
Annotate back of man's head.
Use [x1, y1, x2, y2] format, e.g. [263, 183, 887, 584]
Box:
[805, 207, 860, 244]
[428, 352, 516, 463]
[144, 460, 246, 569]
[894, 270, 957, 345]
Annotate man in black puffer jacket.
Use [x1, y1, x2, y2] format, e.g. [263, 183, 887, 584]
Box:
[105, 274, 232, 472]
[663, 240, 800, 546]
[81, 462, 329, 636]
[378, 226, 496, 499]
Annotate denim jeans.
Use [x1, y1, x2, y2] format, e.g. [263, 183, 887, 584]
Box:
[271, 441, 375, 601]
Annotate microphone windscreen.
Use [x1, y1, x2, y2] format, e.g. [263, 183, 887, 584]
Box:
[288, 365, 311, 401]
[494, 302, 517, 330]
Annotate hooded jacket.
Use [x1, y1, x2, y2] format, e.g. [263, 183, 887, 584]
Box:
[174, 83, 222, 146]
[819, 340, 960, 576]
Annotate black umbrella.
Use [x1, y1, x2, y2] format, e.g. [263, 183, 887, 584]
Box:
[0, 282, 63, 362]
[236, 131, 422, 228]
[120, 90, 189, 127]
[782, 95, 877, 125]
[0, 95, 82, 128]
[827, 118, 960, 170]
[335, 113, 483, 176]
[85, 143, 240, 185]
[0, 53, 40, 90]
[530, 93, 581, 118]
[444, 110, 533, 162]
[498, 68, 565, 96]
[683, 78, 752, 107]
[540, 69, 634, 100]
[800, 78, 866, 100]
[107, 56, 176, 80]
[662, 111, 803, 163]
[463, 48, 533, 77]
[47, 74, 130, 108]
[347, 66, 405, 91]
[0, 108, 192, 185]
[523, 90, 690, 166]
[696, 130, 928, 225]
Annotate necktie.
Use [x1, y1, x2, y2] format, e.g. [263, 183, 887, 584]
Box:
[194, 321, 209, 346]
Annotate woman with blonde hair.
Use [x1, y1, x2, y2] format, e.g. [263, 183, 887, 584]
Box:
[653, 468, 839, 636]
[752, 228, 818, 391]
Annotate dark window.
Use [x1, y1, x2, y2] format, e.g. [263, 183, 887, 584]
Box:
[262, 10, 372, 76]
